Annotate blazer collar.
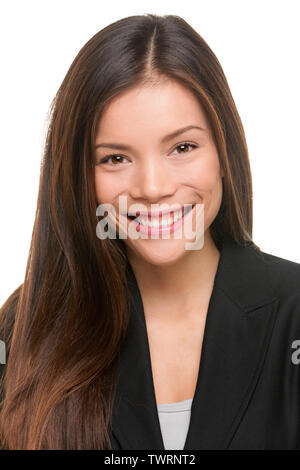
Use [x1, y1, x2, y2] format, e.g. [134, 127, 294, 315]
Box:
[111, 235, 280, 450]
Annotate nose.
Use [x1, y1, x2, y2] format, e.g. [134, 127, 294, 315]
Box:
[129, 157, 177, 202]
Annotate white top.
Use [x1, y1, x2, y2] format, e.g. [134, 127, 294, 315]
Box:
[157, 397, 193, 450]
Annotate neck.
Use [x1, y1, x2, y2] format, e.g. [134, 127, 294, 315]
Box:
[126, 230, 221, 323]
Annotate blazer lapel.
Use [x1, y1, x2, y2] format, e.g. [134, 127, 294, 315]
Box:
[111, 235, 280, 450]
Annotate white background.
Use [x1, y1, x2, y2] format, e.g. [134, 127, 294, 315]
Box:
[0, 0, 299, 305]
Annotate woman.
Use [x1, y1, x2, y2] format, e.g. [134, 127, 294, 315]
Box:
[0, 13, 300, 450]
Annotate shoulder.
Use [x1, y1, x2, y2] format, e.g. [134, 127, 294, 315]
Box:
[258, 248, 300, 298]
[253, 248, 300, 326]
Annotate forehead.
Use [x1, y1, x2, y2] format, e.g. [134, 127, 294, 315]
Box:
[95, 80, 209, 138]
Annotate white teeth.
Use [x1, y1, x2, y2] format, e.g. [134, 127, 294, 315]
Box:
[133, 208, 184, 227]
[173, 211, 181, 223]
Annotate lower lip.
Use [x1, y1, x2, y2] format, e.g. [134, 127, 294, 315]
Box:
[126, 205, 195, 236]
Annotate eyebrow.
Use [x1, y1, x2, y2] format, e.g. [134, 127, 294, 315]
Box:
[94, 125, 206, 151]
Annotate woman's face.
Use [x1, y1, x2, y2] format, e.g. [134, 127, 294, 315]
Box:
[94, 79, 223, 266]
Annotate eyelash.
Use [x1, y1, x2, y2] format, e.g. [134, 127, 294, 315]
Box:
[97, 142, 198, 166]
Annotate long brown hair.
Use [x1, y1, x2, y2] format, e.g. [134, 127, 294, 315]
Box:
[0, 13, 258, 449]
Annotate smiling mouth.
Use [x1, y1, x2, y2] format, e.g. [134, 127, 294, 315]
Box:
[126, 204, 195, 228]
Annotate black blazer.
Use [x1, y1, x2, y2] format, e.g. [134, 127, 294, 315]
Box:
[109, 236, 300, 450]
[1, 236, 300, 450]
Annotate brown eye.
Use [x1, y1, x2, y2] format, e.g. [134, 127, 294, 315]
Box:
[110, 155, 124, 164]
[99, 154, 128, 165]
[173, 143, 197, 155]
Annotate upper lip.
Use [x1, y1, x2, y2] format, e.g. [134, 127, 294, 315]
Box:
[127, 204, 194, 217]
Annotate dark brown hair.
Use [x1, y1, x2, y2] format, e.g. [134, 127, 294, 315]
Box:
[0, 13, 258, 449]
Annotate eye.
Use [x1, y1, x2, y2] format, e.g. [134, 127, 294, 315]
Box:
[96, 142, 197, 166]
[97, 154, 129, 165]
[172, 142, 197, 155]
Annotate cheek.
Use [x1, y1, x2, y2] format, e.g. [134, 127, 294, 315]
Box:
[187, 152, 222, 192]
[94, 171, 120, 204]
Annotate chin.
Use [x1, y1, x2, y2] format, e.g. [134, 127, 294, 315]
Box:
[125, 237, 193, 267]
